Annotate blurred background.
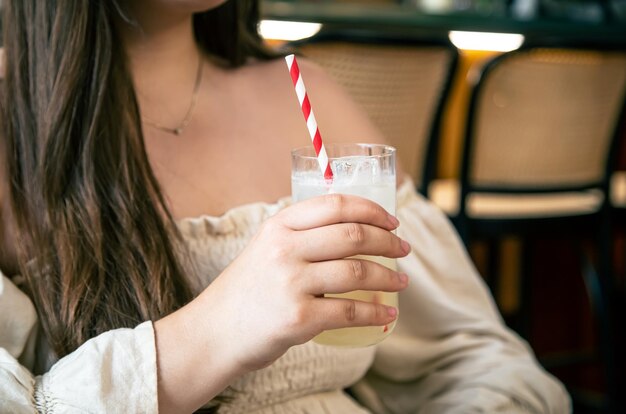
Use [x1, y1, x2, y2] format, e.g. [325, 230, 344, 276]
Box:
[259, 1, 626, 413]
[0, 0, 622, 411]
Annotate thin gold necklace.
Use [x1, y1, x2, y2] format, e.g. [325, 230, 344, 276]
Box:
[142, 55, 203, 136]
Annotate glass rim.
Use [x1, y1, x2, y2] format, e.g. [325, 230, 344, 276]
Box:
[291, 143, 396, 160]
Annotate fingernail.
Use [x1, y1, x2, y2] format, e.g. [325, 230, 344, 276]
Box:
[387, 306, 398, 317]
[397, 272, 409, 284]
[401, 239, 411, 254]
[388, 215, 400, 227]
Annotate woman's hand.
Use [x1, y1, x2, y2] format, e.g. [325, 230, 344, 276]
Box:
[154, 194, 409, 413]
[200, 193, 410, 372]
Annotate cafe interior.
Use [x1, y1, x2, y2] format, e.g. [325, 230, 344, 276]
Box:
[259, 0, 626, 413]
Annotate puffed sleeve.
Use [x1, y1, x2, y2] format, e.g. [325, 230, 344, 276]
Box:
[352, 180, 571, 414]
[0, 273, 159, 413]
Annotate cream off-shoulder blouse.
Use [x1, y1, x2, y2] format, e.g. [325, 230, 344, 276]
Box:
[0, 180, 570, 413]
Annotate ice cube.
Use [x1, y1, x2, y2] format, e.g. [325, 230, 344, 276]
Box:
[330, 156, 381, 185]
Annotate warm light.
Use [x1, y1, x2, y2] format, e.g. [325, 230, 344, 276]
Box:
[448, 31, 525, 52]
[259, 20, 322, 41]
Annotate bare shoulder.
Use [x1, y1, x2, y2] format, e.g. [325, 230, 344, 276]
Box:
[248, 56, 388, 146]
[246, 56, 407, 184]
[240, 56, 340, 104]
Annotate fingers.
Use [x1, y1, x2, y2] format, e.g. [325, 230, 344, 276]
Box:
[303, 259, 408, 295]
[278, 193, 399, 232]
[313, 297, 398, 331]
[296, 223, 410, 262]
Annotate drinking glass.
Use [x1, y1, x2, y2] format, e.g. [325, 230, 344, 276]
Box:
[291, 143, 397, 347]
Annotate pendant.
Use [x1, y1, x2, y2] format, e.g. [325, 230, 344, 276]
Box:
[173, 127, 182, 135]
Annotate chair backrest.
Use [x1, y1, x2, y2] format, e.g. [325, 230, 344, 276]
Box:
[463, 48, 626, 194]
[296, 35, 457, 192]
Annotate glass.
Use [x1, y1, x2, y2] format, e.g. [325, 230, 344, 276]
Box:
[291, 143, 398, 347]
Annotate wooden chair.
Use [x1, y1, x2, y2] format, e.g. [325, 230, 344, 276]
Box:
[428, 47, 626, 413]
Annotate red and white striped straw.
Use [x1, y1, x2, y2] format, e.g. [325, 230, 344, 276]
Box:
[285, 54, 333, 181]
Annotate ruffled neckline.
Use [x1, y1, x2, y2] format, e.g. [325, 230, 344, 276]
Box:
[176, 196, 293, 238]
[176, 178, 414, 238]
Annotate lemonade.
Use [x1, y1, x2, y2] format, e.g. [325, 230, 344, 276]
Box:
[291, 144, 397, 347]
[312, 255, 398, 347]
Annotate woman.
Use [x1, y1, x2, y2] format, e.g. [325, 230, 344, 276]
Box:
[0, 1, 569, 413]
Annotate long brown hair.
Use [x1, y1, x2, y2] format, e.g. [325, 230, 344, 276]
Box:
[2, 0, 276, 358]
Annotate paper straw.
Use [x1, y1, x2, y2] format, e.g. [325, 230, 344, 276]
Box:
[285, 54, 333, 181]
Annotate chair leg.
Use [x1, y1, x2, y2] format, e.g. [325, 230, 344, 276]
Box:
[487, 238, 501, 304]
[452, 215, 470, 249]
[580, 246, 619, 413]
[597, 209, 623, 413]
[614, 213, 626, 391]
[518, 238, 532, 341]
[509, 238, 532, 341]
